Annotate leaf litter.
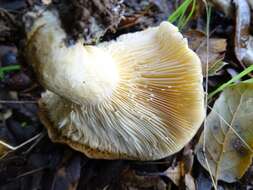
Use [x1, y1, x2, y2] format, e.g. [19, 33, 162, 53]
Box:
[1, 0, 253, 189]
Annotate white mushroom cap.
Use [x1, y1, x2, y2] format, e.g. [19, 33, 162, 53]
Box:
[25, 9, 205, 160]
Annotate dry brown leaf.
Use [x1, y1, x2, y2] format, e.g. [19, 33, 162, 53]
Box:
[209, 0, 252, 68]
[164, 164, 181, 186]
[0, 144, 9, 158]
[185, 30, 227, 76]
[183, 145, 194, 174]
[185, 173, 196, 190]
[234, 0, 251, 62]
[242, 36, 253, 66]
[121, 168, 167, 189]
[164, 160, 196, 189]
[196, 83, 253, 183]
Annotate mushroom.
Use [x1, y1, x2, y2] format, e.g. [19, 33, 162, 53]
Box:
[25, 8, 205, 160]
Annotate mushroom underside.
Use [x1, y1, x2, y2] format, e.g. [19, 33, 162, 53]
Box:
[25, 10, 204, 160]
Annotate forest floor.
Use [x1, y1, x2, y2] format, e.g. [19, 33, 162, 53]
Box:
[0, 0, 253, 189]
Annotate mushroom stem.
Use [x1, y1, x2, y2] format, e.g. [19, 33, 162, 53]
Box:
[26, 10, 119, 105]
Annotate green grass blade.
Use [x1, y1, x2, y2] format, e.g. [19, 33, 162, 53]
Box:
[208, 65, 253, 99]
[0, 65, 21, 79]
[168, 0, 192, 23]
[181, 0, 196, 28]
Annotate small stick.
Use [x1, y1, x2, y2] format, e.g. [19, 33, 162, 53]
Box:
[0, 133, 42, 151]
[0, 100, 38, 104]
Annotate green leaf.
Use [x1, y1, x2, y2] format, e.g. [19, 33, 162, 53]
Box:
[196, 83, 253, 183]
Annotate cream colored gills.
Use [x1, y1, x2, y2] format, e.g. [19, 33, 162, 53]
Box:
[25, 8, 205, 160]
[26, 10, 119, 105]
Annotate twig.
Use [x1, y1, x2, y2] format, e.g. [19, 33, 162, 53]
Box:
[0, 133, 42, 151]
[23, 131, 46, 155]
[12, 166, 47, 181]
[202, 1, 218, 189]
[0, 100, 38, 104]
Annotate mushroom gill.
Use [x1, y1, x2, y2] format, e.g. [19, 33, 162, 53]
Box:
[25, 9, 205, 160]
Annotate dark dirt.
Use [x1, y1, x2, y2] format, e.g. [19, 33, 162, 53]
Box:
[0, 0, 253, 189]
[55, 0, 125, 44]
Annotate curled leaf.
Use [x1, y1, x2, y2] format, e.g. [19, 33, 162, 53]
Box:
[234, 0, 251, 62]
[242, 36, 253, 66]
